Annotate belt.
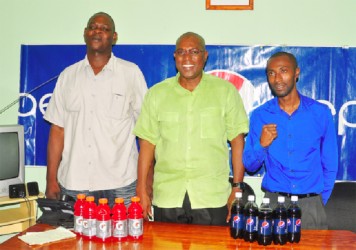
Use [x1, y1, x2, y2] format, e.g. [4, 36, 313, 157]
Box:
[275, 192, 319, 199]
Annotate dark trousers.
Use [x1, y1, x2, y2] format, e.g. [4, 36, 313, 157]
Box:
[265, 191, 328, 229]
[153, 192, 228, 226]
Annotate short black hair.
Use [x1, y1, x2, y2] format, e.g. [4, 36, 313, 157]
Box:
[87, 12, 115, 33]
[268, 51, 298, 68]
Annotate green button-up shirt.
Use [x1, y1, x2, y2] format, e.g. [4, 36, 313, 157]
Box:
[134, 73, 249, 208]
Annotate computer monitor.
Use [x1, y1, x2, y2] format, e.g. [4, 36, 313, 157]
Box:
[0, 124, 25, 197]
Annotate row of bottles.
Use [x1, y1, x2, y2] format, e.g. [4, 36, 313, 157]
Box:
[73, 194, 143, 242]
[230, 193, 301, 246]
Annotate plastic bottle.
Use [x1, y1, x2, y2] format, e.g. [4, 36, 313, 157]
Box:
[243, 195, 258, 242]
[112, 197, 128, 242]
[82, 196, 97, 240]
[73, 193, 86, 236]
[257, 197, 273, 246]
[128, 196, 143, 241]
[230, 191, 245, 239]
[273, 196, 288, 245]
[95, 198, 112, 242]
[287, 195, 302, 243]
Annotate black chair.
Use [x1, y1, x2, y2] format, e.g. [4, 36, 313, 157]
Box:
[324, 182, 356, 232]
[229, 178, 255, 204]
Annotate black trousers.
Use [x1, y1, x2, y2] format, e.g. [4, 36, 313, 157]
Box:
[265, 191, 328, 229]
[153, 192, 228, 226]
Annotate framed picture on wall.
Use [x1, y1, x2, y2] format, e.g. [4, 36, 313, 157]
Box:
[206, 0, 254, 10]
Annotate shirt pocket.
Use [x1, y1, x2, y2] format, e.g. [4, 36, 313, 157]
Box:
[107, 91, 128, 120]
[200, 108, 224, 139]
[158, 112, 179, 142]
[64, 87, 81, 112]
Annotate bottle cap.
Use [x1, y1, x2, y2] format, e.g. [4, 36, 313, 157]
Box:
[131, 196, 140, 202]
[248, 195, 255, 201]
[278, 196, 285, 203]
[262, 197, 270, 204]
[77, 193, 86, 200]
[115, 197, 124, 204]
[99, 198, 108, 204]
[235, 192, 242, 198]
[291, 195, 298, 202]
[86, 196, 95, 202]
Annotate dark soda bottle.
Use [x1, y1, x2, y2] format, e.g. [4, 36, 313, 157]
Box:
[95, 198, 112, 242]
[273, 196, 288, 245]
[73, 193, 86, 236]
[128, 196, 143, 241]
[243, 195, 258, 242]
[230, 191, 244, 239]
[258, 197, 273, 246]
[112, 197, 128, 242]
[287, 195, 302, 243]
[82, 196, 97, 241]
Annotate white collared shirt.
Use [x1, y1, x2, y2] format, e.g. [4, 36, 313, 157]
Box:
[44, 54, 147, 191]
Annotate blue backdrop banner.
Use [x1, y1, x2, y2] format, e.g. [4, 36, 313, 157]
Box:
[18, 45, 356, 180]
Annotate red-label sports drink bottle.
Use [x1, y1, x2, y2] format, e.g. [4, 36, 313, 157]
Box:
[112, 197, 128, 242]
[82, 196, 97, 241]
[73, 193, 86, 236]
[95, 198, 112, 242]
[128, 196, 143, 241]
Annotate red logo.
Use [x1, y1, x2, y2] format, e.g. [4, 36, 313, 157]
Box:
[296, 219, 302, 226]
[207, 69, 256, 114]
[233, 215, 241, 223]
[278, 221, 286, 228]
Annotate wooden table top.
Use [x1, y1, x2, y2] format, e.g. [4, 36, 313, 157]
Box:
[1, 222, 356, 249]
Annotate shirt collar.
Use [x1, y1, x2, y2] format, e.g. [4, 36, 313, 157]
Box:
[83, 53, 115, 72]
[266, 92, 313, 113]
[173, 71, 207, 93]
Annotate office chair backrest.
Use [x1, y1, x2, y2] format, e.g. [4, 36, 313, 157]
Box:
[324, 181, 356, 232]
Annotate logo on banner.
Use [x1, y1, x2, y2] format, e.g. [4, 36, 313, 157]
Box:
[207, 69, 256, 114]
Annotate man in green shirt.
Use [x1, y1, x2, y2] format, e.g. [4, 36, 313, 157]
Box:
[134, 32, 249, 225]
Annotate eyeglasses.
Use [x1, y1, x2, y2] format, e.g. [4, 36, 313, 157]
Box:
[175, 49, 205, 56]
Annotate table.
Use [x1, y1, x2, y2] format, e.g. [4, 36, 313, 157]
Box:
[1, 222, 356, 249]
[0, 193, 43, 235]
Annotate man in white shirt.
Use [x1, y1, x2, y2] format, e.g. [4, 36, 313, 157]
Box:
[44, 12, 147, 206]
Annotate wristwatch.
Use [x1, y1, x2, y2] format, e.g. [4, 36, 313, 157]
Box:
[232, 182, 245, 190]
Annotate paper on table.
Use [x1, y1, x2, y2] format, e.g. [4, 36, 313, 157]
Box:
[18, 226, 76, 245]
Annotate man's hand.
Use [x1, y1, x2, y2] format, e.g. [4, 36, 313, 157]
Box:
[45, 180, 61, 200]
[137, 187, 153, 220]
[260, 124, 278, 148]
[226, 187, 242, 223]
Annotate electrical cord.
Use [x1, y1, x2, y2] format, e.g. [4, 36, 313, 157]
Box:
[0, 75, 59, 115]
